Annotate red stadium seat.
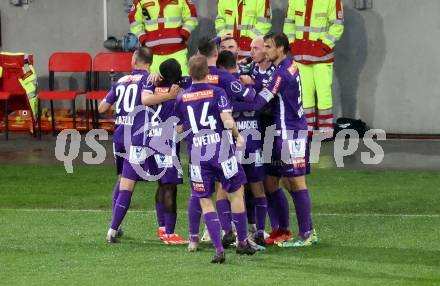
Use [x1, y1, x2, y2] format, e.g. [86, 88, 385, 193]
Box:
[37, 52, 92, 138]
[86, 52, 133, 130]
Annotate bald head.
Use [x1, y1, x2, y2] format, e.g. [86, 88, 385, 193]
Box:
[250, 36, 266, 63]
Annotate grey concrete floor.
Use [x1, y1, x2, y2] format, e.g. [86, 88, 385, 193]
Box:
[0, 133, 439, 170]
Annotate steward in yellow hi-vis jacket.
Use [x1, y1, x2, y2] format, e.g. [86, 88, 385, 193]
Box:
[129, 0, 198, 75]
[284, 0, 344, 134]
[215, 0, 271, 58]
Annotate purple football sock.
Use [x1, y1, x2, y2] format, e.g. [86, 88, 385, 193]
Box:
[188, 196, 202, 242]
[232, 212, 248, 244]
[274, 188, 290, 232]
[254, 197, 267, 233]
[112, 181, 120, 213]
[204, 212, 224, 254]
[155, 202, 165, 228]
[266, 192, 279, 230]
[216, 199, 233, 234]
[164, 212, 177, 235]
[290, 189, 313, 237]
[110, 190, 133, 231]
[245, 191, 256, 225]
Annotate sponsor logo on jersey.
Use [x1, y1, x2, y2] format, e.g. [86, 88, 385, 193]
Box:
[295, 10, 304, 16]
[192, 182, 206, 193]
[230, 81, 243, 93]
[271, 76, 282, 94]
[190, 165, 203, 182]
[182, 89, 214, 102]
[118, 74, 143, 83]
[155, 87, 170, 94]
[225, 9, 233, 16]
[292, 158, 306, 169]
[288, 62, 298, 76]
[207, 74, 219, 84]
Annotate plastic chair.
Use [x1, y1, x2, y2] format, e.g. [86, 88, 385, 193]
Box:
[86, 52, 132, 130]
[37, 52, 92, 138]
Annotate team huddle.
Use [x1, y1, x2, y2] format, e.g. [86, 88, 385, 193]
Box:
[98, 33, 317, 264]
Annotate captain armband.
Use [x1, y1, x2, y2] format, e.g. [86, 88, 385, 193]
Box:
[259, 88, 275, 102]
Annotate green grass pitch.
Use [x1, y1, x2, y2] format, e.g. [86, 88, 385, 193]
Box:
[1, 164, 439, 285]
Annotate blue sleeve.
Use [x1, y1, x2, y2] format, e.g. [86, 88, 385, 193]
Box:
[104, 83, 118, 105]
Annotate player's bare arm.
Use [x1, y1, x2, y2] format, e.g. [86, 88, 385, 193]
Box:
[220, 111, 244, 148]
[98, 99, 112, 114]
[142, 84, 180, 105]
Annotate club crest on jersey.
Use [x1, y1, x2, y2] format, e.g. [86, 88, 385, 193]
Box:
[218, 95, 229, 108]
[230, 81, 243, 93]
[155, 154, 173, 168]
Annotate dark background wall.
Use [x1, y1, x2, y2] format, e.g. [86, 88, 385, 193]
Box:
[1, 0, 439, 134]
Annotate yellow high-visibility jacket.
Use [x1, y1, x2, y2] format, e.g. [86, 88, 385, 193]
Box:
[216, 0, 271, 57]
[129, 0, 198, 55]
[283, 0, 344, 64]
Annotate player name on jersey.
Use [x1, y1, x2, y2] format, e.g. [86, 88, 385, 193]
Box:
[146, 126, 162, 137]
[236, 120, 258, 131]
[115, 115, 134, 126]
[193, 132, 221, 147]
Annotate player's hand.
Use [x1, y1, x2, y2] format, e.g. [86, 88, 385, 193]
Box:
[235, 134, 245, 149]
[169, 84, 181, 99]
[239, 75, 255, 86]
[147, 73, 162, 85]
[221, 33, 234, 42]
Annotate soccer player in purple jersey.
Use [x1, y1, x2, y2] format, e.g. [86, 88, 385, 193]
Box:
[175, 55, 256, 263]
[98, 48, 179, 243]
[143, 59, 191, 245]
[217, 49, 268, 248]
[193, 37, 257, 247]
[235, 33, 318, 247]
[239, 36, 292, 245]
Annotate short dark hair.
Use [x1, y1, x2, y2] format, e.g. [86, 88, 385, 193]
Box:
[220, 36, 238, 46]
[188, 54, 209, 81]
[135, 47, 153, 65]
[264, 33, 290, 54]
[159, 58, 182, 85]
[198, 36, 217, 58]
[216, 50, 236, 70]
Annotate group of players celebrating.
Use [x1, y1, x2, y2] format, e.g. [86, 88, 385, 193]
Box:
[98, 32, 317, 264]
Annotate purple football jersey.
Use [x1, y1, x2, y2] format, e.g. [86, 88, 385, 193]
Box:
[175, 83, 234, 162]
[234, 57, 307, 138]
[104, 69, 150, 146]
[207, 66, 255, 103]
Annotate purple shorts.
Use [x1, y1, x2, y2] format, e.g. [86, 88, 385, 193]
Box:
[189, 156, 247, 198]
[151, 153, 183, 185]
[237, 149, 265, 183]
[264, 134, 310, 178]
[113, 142, 155, 182]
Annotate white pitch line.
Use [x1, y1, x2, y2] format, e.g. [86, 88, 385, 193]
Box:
[0, 208, 439, 218]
